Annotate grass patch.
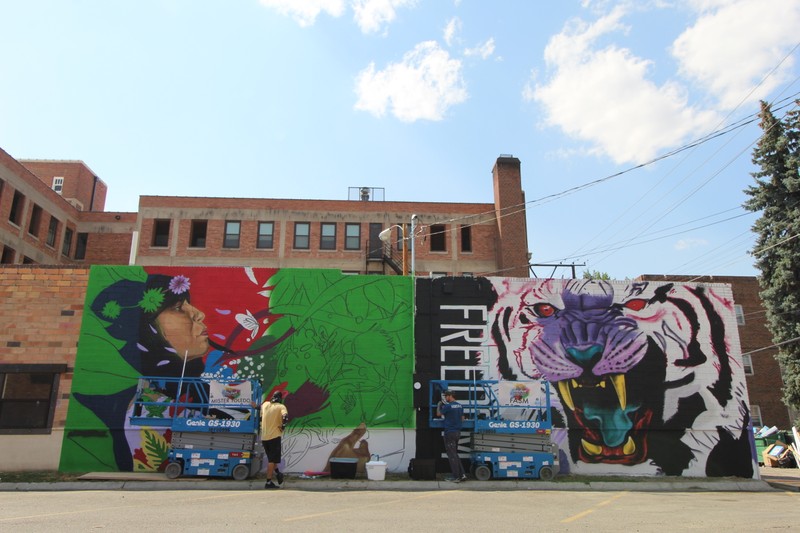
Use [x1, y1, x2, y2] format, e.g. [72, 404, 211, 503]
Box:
[0, 471, 84, 483]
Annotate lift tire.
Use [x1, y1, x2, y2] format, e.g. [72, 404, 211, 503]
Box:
[165, 462, 182, 479]
[538, 466, 554, 481]
[474, 464, 492, 481]
[232, 464, 250, 481]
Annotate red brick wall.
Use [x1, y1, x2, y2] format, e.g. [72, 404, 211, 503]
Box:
[493, 157, 529, 277]
[0, 265, 89, 429]
[19, 160, 107, 212]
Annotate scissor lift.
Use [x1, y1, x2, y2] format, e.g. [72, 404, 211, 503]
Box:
[429, 379, 558, 481]
[130, 376, 263, 480]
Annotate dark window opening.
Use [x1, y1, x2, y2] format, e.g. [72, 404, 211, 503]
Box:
[430, 224, 446, 252]
[223, 221, 240, 248]
[152, 220, 170, 247]
[28, 204, 42, 237]
[461, 225, 472, 252]
[62, 228, 74, 257]
[320, 223, 336, 250]
[257, 222, 274, 249]
[8, 190, 24, 226]
[190, 220, 207, 248]
[294, 222, 310, 249]
[46, 216, 59, 247]
[75, 232, 88, 260]
[1, 246, 15, 264]
[0, 364, 65, 434]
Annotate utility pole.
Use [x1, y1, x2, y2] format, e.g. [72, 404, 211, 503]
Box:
[529, 262, 586, 279]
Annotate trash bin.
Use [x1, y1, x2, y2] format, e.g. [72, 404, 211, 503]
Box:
[330, 458, 358, 479]
[366, 459, 387, 481]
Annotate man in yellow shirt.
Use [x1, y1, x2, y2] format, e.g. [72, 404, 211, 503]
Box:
[257, 391, 289, 489]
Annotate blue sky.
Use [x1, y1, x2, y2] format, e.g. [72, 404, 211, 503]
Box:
[1, 0, 799, 279]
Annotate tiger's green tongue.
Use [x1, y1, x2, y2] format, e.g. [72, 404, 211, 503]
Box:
[584, 404, 638, 447]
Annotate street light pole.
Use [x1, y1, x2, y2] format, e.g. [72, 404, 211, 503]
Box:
[410, 214, 417, 277]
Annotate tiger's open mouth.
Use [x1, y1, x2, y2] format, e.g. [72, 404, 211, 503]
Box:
[555, 374, 653, 465]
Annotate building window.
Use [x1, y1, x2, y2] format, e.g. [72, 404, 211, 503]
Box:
[320, 223, 336, 250]
[257, 222, 274, 249]
[62, 227, 74, 257]
[28, 204, 42, 237]
[52, 177, 64, 194]
[22, 256, 35, 264]
[152, 220, 171, 247]
[8, 190, 25, 226]
[742, 353, 754, 375]
[190, 220, 207, 248]
[461, 225, 472, 252]
[750, 404, 763, 428]
[345, 223, 361, 250]
[223, 221, 241, 249]
[1, 246, 15, 264]
[0, 364, 65, 434]
[294, 222, 310, 249]
[430, 224, 446, 252]
[75, 233, 88, 260]
[46, 216, 59, 247]
[734, 304, 745, 326]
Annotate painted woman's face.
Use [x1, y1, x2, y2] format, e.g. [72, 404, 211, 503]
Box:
[155, 300, 209, 359]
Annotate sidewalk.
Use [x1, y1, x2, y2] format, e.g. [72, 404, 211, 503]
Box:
[1, 467, 795, 492]
[758, 465, 800, 491]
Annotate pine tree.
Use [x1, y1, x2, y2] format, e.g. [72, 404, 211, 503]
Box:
[744, 100, 800, 411]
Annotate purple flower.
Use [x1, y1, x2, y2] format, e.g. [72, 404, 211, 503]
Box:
[169, 275, 191, 294]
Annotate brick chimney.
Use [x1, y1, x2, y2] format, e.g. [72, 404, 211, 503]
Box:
[492, 155, 529, 278]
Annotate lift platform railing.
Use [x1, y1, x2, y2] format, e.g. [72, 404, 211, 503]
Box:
[428, 379, 553, 433]
[129, 376, 261, 433]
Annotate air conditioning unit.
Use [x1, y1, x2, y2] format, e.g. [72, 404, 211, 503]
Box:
[66, 198, 84, 211]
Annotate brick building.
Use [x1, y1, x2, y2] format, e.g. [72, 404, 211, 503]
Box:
[0, 146, 530, 278]
[0, 266, 87, 469]
[638, 274, 793, 429]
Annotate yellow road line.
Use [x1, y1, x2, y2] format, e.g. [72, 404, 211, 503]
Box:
[561, 491, 629, 523]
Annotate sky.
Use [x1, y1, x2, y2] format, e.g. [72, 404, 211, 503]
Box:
[1, 0, 799, 280]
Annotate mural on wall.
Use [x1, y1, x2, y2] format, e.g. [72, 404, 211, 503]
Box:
[416, 276, 756, 478]
[60, 266, 414, 474]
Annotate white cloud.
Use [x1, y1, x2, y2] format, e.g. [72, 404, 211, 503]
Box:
[354, 41, 468, 122]
[258, 0, 346, 27]
[352, 0, 417, 34]
[672, 0, 800, 109]
[526, 6, 718, 165]
[674, 238, 708, 250]
[464, 38, 495, 59]
[444, 17, 461, 47]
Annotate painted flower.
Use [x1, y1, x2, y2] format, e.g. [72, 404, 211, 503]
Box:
[101, 300, 121, 319]
[169, 275, 190, 294]
[139, 288, 165, 313]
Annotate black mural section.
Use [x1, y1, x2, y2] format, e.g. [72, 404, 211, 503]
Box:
[414, 276, 756, 478]
[413, 277, 497, 470]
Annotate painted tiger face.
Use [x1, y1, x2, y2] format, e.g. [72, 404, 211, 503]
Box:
[491, 278, 748, 474]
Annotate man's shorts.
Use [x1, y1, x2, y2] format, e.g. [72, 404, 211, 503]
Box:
[263, 437, 282, 463]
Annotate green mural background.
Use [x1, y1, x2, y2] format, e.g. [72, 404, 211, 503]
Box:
[60, 266, 414, 472]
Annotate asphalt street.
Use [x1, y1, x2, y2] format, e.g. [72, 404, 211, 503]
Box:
[1, 487, 798, 532]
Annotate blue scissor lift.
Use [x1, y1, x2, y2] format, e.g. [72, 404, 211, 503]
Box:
[429, 379, 558, 481]
[130, 376, 263, 480]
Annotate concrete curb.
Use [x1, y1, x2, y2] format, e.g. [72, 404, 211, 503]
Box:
[0, 479, 777, 492]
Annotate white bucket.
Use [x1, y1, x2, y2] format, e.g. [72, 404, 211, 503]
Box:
[366, 460, 387, 481]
